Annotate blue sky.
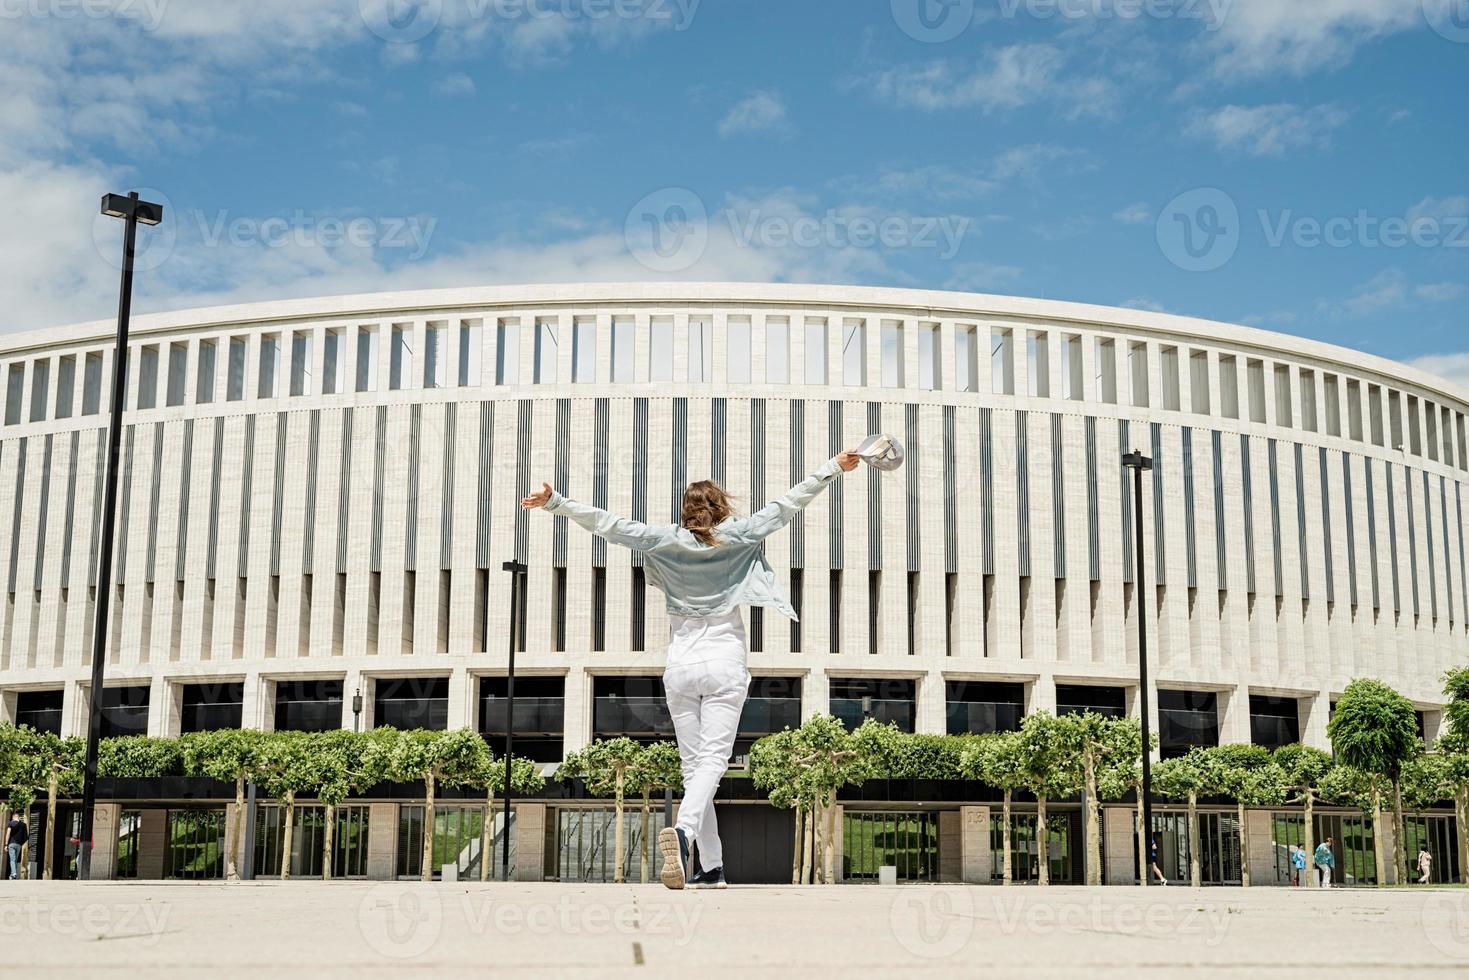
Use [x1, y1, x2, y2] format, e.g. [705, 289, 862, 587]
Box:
[3, 0, 1467, 386]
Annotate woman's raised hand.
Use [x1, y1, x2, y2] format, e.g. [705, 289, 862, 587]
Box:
[521, 482, 554, 510]
[836, 452, 861, 472]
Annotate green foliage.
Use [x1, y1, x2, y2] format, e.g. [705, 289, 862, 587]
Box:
[1327, 678, 1421, 778]
[251, 731, 318, 801]
[369, 728, 491, 790]
[1153, 748, 1215, 803]
[1015, 712, 1076, 799]
[749, 727, 804, 810]
[1320, 763, 1392, 812]
[1273, 743, 1334, 797]
[628, 741, 683, 795]
[1402, 753, 1456, 811]
[309, 729, 388, 806]
[749, 715, 872, 810]
[486, 755, 546, 796]
[852, 720, 969, 780]
[959, 731, 1028, 794]
[181, 728, 267, 785]
[1443, 666, 1469, 747]
[556, 737, 643, 798]
[97, 736, 185, 779]
[1208, 744, 1288, 808]
[1093, 717, 1147, 801]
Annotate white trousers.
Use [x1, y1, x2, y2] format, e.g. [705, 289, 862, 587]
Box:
[663, 611, 749, 872]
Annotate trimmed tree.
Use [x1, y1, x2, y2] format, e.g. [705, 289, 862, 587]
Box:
[1328, 678, 1421, 885]
[555, 737, 644, 883]
[1, 728, 84, 880]
[1054, 713, 1139, 886]
[1153, 748, 1215, 887]
[480, 754, 546, 882]
[791, 714, 871, 885]
[97, 736, 185, 778]
[1273, 743, 1334, 887]
[1015, 713, 1075, 886]
[1208, 744, 1287, 887]
[960, 730, 1027, 886]
[309, 729, 388, 881]
[1321, 763, 1393, 886]
[749, 727, 809, 884]
[1094, 719, 1154, 885]
[181, 729, 267, 882]
[252, 731, 318, 880]
[629, 742, 682, 883]
[371, 728, 492, 881]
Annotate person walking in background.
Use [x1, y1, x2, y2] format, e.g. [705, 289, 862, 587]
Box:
[1314, 837, 1335, 888]
[524, 449, 865, 889]
[6, 814, 26, 880]
[1290, 844, 1307, 886]
[1418, 847, 1433, 884]
[1150, 837, 1167, 885]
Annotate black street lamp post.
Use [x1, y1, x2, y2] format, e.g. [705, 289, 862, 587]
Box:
[77, 192, 164, 882]
[1122, 449, 1156, 886]
[500, 560, 527, 881]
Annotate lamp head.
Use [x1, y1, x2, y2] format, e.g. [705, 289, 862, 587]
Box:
[100, 193, 165, 226]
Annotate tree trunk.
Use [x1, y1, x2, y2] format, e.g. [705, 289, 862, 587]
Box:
[420, 771, 437, 882]
[1237, 802, 1250, 887]
[1303, 793, 1316, 888]
[1135, 786, 1145, 885]
[321, 804, 335, 882]
[822, 788, 837, 885]
[279, 792, 296, 880]
[791, 806, 803, 884]
[639, 790, 651, 884]
[227, 776, 244, 882]
[1391, 778, 1409, 886]
[1188, 793, 1201, 888]
[1084, 756, 1100, 886]
[613, 768, 626, 884]
[811, 795, 824, 884]
[1036, 796, 1049, 886]
[481, 795, 493, 882]
[1370, 787, 1386, 888]
[1457, 788, 1469, 885]
[43, 769, 58, 881]
[1002, 789, 1013, 886]
[800, 798, 814, 884]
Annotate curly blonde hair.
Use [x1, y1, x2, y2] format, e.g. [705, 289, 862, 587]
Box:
[680, 480, 734, 547]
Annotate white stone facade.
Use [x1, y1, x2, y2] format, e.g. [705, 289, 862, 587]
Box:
[0, 282, 1464, 754]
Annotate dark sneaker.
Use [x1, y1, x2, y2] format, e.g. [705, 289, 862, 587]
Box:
[688, 866, 727, 890]
[658, 827, 689, 890]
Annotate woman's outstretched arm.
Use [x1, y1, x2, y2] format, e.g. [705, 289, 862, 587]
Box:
[724, 452, 860, 544]
[521, 482, 667, 551]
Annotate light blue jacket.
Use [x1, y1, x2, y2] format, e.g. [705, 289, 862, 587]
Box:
[543, 458, 844, 621]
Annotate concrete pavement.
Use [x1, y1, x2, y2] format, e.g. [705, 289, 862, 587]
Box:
[3, 880, 1467, 977]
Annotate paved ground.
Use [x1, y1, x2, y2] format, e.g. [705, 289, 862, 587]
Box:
[3, 880, 1467, 977]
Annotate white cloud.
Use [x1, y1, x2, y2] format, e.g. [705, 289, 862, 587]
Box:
[434, 72, 476, 97]
[1203, 0, 1423, 78]
[1113, 202, 1152, 225]
[1120, 297, 1167, 313]
[1405, 353, 1469, 398]
[989, 144, 1095, 181]
[1407, 195, 1469, 224]
[1186, 103, 1349, 157]
[857, 43, 1104, 116]
[717, 91, 792, 139]
[1336, 268, 1408, 318]
[943, 262, 1023, 292]
[1415, 282, 1464, 302]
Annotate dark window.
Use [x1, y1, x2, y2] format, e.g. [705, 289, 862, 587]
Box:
[97, 685, 150, 739]
[734, 676, 801, 759]
[373, 677, 449, 731]
[592, 675, 671, 744]
[946, 681, 1024, 734]
[1158, 690, 1219, 758]
[789, 568, 803, 652]
[829, 677, 915, 733]
[829, 569, 842, 653]
[181, 683, 243, 733]
[591, 567, 606, 652]
[15, 689, 63, 736]
[479, 676, 564, 763]
[1248, 695, 1300, 749]
[552, 568, 567, 653]
[274, 679, 343, 732]
[631, 567, 646, 651]
[1057, 684, 1127, 719]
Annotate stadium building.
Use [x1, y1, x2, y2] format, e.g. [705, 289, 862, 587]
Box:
[0, 283, 1463, 885]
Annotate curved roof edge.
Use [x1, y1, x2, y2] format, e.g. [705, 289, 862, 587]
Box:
[9, 281, 1466, 406]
